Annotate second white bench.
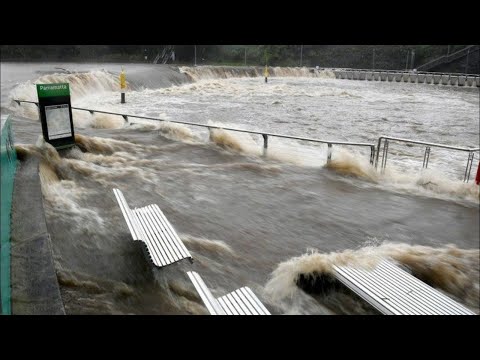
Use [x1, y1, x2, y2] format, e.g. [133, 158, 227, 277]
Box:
[187, 271, 271, 315]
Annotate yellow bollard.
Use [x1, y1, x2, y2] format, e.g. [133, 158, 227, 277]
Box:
[264, 65, 269, 83]
[120, 67, 126, 103]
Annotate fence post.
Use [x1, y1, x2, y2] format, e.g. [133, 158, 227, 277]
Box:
[375, 137, 383, 168]
[464, 152, 475, 182]
[262, 134, 268, 157]
[422, 146, 431, 168]
[327, 143, 332, 164]
[381, 140, 389, 173]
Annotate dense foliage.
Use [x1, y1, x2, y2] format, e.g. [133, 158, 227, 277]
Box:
[0, 45, 471, 71]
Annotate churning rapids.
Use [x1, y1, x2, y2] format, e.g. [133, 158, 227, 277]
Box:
[1, 63, 479, 314]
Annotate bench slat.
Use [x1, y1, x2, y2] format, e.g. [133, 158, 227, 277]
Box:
[339, 265, 423, 315]
[146, 205, 183, 260]
[152, 204, 192, 259]
[334, 266, 402, 315]
[148, 205, 187, 260]
[230, 291, 252, 315]
[334, 259, 475, 315]
[233, 289, 257, 315]
[225, 293, 245, 315]
[134, 207, 167, 266]
[188, 271, 271, 315]
[239, 287, 261, 315]
[218, 295, 238, 315]
[380, 260, 468, 313]
[339, 265, 420, 314]
[371, 262, 446, 315]
[352, 261, 466, 315]
[139, 207, 179, 263]
[242, 287, 271, 315]
[140, 207, 173, 266]
[380, 261, 472, 314]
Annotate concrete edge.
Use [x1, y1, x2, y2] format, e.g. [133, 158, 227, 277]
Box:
[10, 153, 65, 315]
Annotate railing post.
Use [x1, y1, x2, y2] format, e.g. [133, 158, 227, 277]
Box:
[422, 146, 431, 168]
[122, 115, 128, 123]
[370, 145, 375, 165]
[262, 134, 268, 157]
[327, 143, 332, 164]
[464, 152, 475, 182]
[375, 137, 383, 168]
[89, 110, 94, 115]
[381, 140, 389, 173]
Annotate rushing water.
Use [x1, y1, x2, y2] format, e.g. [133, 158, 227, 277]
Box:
[1, 62, 479, 314]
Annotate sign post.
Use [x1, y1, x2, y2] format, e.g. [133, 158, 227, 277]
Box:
[120, 68, 126, 103]
[36, 83, 75, 149]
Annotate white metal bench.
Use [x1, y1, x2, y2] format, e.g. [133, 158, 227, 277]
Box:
[333, 259, 475, 315]
[113, 188, 193, 268]
[187, 271, 271, 315]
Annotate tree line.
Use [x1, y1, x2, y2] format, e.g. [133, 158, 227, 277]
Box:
[0, 45, 467, 70]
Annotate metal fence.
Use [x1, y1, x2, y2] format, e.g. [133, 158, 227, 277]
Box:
[13, 100, 480, 181]
[375, 136, 480, 182]
[14, 100, 376, 165]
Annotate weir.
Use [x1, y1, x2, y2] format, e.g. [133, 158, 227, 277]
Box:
[332, 69, 479, 87]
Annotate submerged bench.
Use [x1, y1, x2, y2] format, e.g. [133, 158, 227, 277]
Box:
[187, 271, 271, 315]
[333, 259, 475, 315]
[113, 188, 192, 268]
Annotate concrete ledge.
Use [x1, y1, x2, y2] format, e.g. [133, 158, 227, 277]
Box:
[10, 154, 65, 315]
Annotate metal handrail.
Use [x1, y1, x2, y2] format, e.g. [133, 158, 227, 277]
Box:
[376, 136, 479, 153]
[416, 45, 479, 71]
[14, 100, 479, 181]
[13, 99, 376, 164]
[374, 136, 480, 182]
